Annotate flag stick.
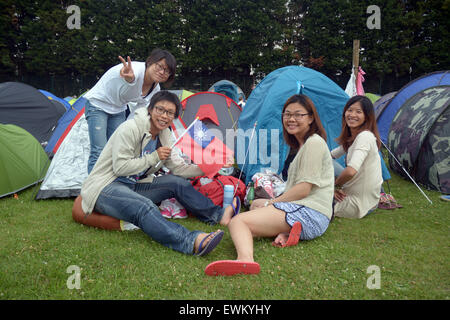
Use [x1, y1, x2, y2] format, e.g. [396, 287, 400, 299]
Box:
[155, 117, 199, 168]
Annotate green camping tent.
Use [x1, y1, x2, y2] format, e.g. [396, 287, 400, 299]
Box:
[366, 93, 381, 103]
[169, 89, 195, 102]
[0, 124, 49, 198]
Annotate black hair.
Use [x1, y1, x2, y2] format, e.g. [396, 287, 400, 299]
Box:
[148, 90, 182, 119]
[336, 95, 381, 151]
[282, 94, 327, 149]
[145, 48, 176, 86]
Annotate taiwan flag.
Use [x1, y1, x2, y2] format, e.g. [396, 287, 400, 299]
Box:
[175, 120, 233, 178]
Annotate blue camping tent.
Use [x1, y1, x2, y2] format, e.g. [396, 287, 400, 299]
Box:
[209, 80, 245, 104]
[39, 89, 71, 111]
[377, 70, 450, 144]
[237, 66, 350, 183]
[374, 91, 396, 120]
[45, 96, 87, 154]
[237, 66, 391, 184]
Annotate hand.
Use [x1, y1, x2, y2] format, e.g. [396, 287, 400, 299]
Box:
[249, 198, 267, 210]
[334, 189, 347, 202]
[222, 155, 235, 168]
[118, 55, 135, 83]
[156, 146, 172, 161]
[222, 162, 233, 168]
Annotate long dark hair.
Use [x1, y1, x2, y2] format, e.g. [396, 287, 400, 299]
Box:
[145, 48, 176, 87]
[282, 94, 327, 149]
[336, 95, 381, 152]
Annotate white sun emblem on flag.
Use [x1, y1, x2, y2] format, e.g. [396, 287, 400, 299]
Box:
[194, 128, 207, 141]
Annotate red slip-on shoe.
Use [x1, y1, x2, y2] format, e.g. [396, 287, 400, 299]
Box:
[283, 221, 302, 247]
[204, 260, 260, 276]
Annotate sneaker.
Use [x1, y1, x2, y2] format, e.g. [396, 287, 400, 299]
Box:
[440, 195, 450, 202]
[172, 210, 188, 219]
[160, 210, 172, 219]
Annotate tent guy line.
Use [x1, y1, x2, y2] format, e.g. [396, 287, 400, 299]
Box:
[381, 140, 433, 205]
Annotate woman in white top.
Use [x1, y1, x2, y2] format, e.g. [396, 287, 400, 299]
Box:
[332, 95, 383, 219]
[84, 48, 176, 173]
[205, 94, 334, 276]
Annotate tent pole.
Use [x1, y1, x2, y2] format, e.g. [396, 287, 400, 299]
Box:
[233, 121, 257, 198]
[382, 140, 433, 204]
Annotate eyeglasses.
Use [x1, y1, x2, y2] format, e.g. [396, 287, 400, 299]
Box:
[282, 112, 311, 120]
[154, 105, 176, 118]
[154, 62, 171, 76]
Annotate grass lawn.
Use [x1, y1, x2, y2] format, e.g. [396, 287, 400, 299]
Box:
[0, 172, 448, 300]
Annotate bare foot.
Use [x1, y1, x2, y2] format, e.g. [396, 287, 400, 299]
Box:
[193, 230, 222, 254]
[272, 232, 289, 247]
[219, 197, 239, 226]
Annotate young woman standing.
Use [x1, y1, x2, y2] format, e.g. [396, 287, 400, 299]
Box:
[84, 48, 176, 173]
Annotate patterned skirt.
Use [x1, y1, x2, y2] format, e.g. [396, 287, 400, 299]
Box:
[273, 202, 330, 240]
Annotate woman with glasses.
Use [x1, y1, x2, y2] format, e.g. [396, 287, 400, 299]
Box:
[79, 91, 239, 256]
[331, 95, 383, 219]
[84, 48, 176, 173]
[204, 94, 334, 276]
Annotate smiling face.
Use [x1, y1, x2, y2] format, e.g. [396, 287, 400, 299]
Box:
[282, 102, 313, 141]
[345, 101, 366, 130]
[145, 58, 171, 84]
[149, 99, 176, 135]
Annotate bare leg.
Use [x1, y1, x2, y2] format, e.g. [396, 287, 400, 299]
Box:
[228, 205, 291, 262]
[219, 197, 240, 226]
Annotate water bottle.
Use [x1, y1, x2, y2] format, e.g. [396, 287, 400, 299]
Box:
[223, 185, 234, 208]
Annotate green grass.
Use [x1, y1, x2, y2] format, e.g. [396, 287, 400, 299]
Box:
[0, 172, 448, 300]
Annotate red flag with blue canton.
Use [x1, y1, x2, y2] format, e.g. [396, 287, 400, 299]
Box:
[175, 120, 233, 178]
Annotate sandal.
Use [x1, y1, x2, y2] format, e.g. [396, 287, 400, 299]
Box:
[194, 230, 224, 256]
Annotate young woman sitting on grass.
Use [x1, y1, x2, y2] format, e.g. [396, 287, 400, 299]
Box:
[205, 94, 335, 276]
[332, 95, 383, 219]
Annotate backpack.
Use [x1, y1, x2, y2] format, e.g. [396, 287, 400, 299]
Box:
[190, 174, 246, 207]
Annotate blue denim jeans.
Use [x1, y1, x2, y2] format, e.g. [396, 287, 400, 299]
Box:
[94, 174, 225, 255]
[85, 100, 126, 173]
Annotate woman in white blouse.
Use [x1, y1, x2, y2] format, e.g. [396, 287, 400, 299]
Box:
[332, 95, 383, 219]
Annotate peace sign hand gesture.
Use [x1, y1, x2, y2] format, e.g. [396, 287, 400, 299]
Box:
[118, 55, 135, 83]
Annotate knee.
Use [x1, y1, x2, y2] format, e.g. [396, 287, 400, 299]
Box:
[228, 215, 244, 230]
[135, 199, 160, 220]
[169, 175, 192, 188]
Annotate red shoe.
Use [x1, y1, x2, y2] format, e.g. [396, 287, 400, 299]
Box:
[272, 221, 302, 248]
[204, 260, 260, 276]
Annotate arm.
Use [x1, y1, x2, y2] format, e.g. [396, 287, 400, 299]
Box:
[334, 166, 357, 202]
[111, 126, 160, 177]
[331, 145, 345, 159]
[334, 166, 357, 188]
[334, 132, 373, 200]
[104, 57, 141, 106]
